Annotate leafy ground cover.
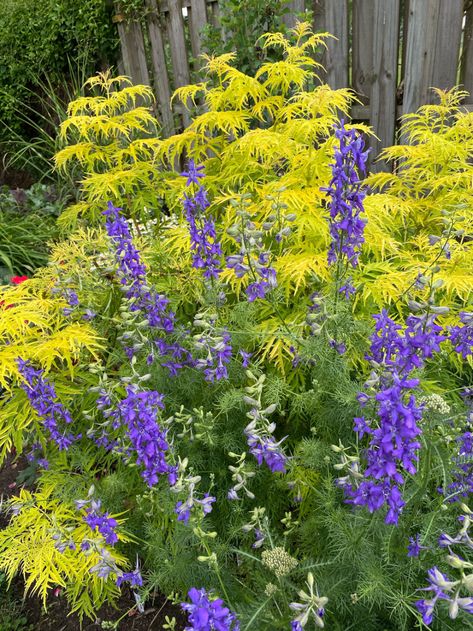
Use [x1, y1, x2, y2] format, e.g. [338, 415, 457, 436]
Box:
[0, 23, 473, 631]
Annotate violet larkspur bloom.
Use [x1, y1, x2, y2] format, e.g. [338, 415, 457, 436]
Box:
[17, 358, 78, 450]
[346, 309, 445, 525]
[182, 162, 222, 280]
[194, 328, 232, 383]
[116, 560, 143, 588]
[244, 422, 287, 473]
[443, 429, 473, 502]
[239, 350, 252, 368]
[408, 533, 427, 557]
[181, 159, 205, 186]
[103, 202, 181, 359]
[83, 501, 119, 546]
[181, 588, 240, 631]
[117, 386, 176, 487]
[449, 312, 473, 359]
[415, 566, 462, 626]
[322, 121, 368, 269]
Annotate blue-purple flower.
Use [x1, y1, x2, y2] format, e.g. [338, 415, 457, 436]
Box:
[117, 386, 176, 487]
[346, 309, 445, 524]
[408, 533, 428, 557]
[78, 498, 119, 546]
[322, 121, 368, 270]
[181, 587, 240, 631]
[17, 359, 78, 450]
[182, 162, 222, 279]
[449, 312, 473, 359]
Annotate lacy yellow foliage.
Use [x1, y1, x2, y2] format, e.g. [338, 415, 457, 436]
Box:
[0, 488, 128, 619]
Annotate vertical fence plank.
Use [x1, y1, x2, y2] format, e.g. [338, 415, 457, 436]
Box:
[352, 0, 374, 103]
[462, 2, 473, 102]
[145, 0, 175, 137]
[166, 1, 191, 88]
[403, 0, 463, 116]
[165, 0, 191, 127]
[430, 0, 463, 91]
[320, 0, 348, 89]
[188, 0, 208, 64]
[283, 0, 306, 30]
[114, 8, 150, 87]
[370, 0, 400, 171]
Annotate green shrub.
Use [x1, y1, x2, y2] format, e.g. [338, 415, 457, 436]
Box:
[0, 0, 118, 175]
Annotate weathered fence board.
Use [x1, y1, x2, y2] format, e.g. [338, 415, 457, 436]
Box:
[114, 0, 473, 165]
[188, 0, 208, 62]
[319, 0, 349, 89]
[145, 0, 175, 136]
[352, 0, 374, 104]
[115, 10, 150, 88]
[403, 0, 463, 115]
[283, 0, 306, 29]
[463, 2, 473, 102]
[369, 0, 400, 171]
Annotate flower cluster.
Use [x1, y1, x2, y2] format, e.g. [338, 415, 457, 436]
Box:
[193, 313, 232, 382]
[443, 428, 473, 502]
[242, 506, 267, 549]
[171, 459, 215, 525]
[243, 373, 286, 473]
[181, 587, 240, 631]
[182, 160, 222, 280]
[261, 546, 298, 578]
[17, 359, 78, 450]
[103, 201, 175, 334]
[227, 452, 255, 501]
[290, 572, 328, 630]
[449, 312, 473, 359]
[226, 197, 277, 302]
[117, 386, 176, 487]
[322, 121, 368, 269]
[77, 498, 119, 546]
[346, 308, 445, 524]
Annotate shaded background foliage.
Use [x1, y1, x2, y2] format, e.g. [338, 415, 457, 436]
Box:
[0, 0, 118, 184]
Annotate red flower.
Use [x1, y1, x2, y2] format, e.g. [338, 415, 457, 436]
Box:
[10, 276, 28, 285]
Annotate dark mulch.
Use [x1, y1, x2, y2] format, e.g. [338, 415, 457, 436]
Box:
[0, 452, 186, 630]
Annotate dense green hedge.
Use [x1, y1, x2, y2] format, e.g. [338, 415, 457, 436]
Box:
[0, 0, 118, 141]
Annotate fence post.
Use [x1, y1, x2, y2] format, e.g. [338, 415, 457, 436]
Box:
[283, 0, 306, 30]
[166, 0, 191, 128]
[188, 0, 208, 65]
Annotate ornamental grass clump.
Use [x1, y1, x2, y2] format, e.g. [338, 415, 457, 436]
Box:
[1, 22, 473, 631]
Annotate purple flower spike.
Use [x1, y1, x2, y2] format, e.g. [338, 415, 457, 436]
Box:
[322, 121, 368, 271]
[346, 308, 445, 524]
[182, 162, 223, 279]
[117, 387, 176, 487]
[17, 359, 78, 450]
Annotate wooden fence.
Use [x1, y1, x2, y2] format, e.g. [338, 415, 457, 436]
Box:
[114, 0, 473, 170]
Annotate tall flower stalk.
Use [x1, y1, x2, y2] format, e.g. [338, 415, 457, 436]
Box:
[322, 121, 368, 298]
